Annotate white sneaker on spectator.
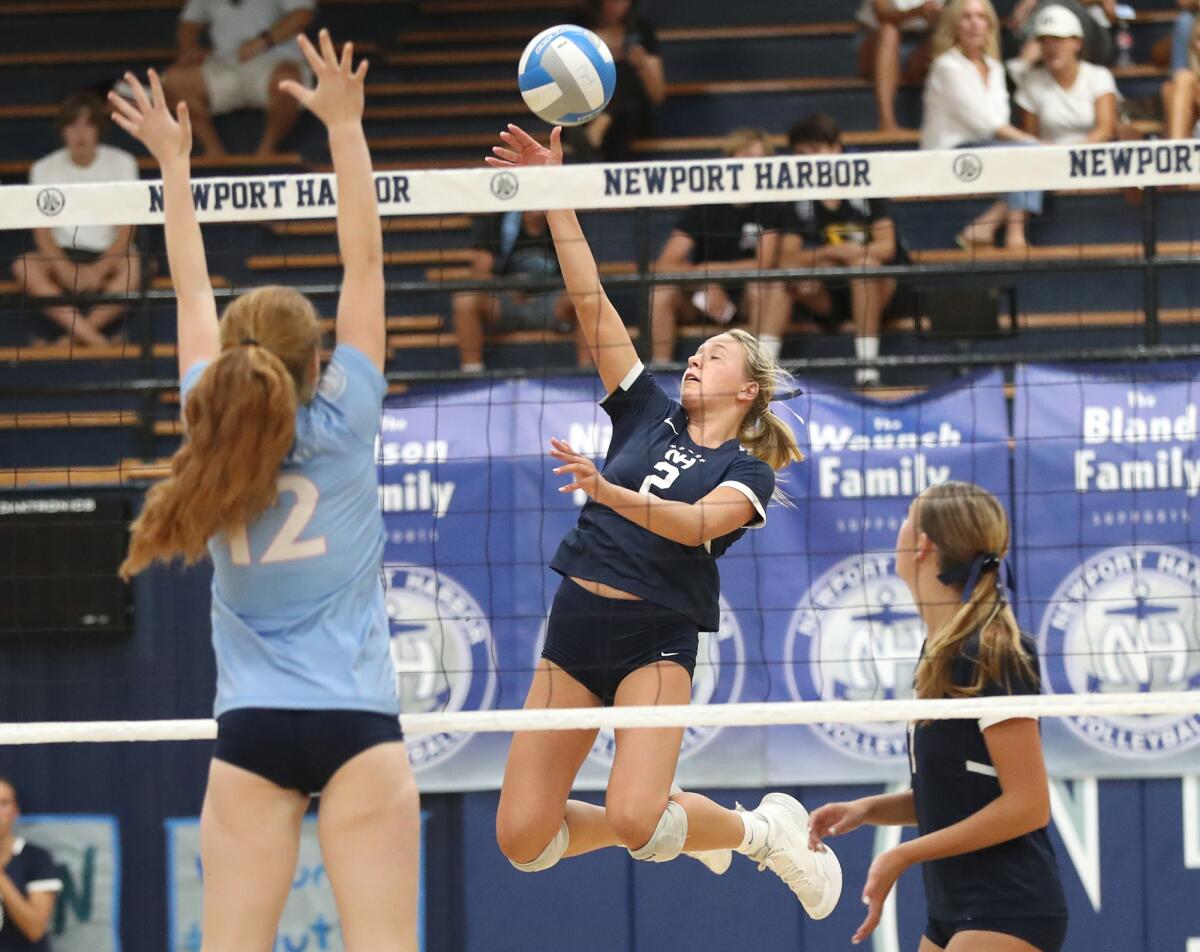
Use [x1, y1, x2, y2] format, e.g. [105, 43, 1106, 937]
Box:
[670, 783, 733, 875]
[855, 366, 881, 388]
[740, 793, 842, 919]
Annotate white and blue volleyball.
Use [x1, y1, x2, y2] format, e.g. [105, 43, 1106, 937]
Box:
[518, 25, 616, 126]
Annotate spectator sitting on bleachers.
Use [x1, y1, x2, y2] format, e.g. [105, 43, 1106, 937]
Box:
[1163, 16, 1200, 137]
[162, 0, 315, 156]
[569, 0, 665, 162]
[451, 211, 588, 372]
[11, 92, 140, 347]
[921, 0, 1041, 250]
[649, 128, 796, 363]
[1008, 0, 1116, 72]
[856, 0, 943, 132]
[778, 114, 912, 389]
[1016, 6, 1118, 144]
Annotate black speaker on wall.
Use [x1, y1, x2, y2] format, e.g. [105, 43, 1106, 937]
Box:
[0, 490, 134, 638]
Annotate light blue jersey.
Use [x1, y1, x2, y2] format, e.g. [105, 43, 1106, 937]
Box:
[181, 344, 397, 717]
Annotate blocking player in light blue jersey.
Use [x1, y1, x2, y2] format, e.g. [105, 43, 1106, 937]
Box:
[110, 31, 419, 952]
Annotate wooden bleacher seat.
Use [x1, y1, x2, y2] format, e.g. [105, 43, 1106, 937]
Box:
[269, 216, 472, 237]
[247, 249, 476, 271]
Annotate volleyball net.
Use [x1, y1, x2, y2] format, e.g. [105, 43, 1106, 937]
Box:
[0, 140, 1198, 795]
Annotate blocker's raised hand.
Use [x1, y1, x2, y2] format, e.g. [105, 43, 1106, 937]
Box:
[108, 69, 192, 167]
[487, 124, 562, 169]
[280, 29, 368, 129]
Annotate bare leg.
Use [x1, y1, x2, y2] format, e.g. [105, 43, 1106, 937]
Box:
[164, 64, 225, 156]
[741, 280, 787, 339]
[789, 280, 836, 324]
[451, 291, 498, 369]
[198, 759, 309, 952]
[495, 660, 606, 863]
[650, 284, 691, 363]
[1003, 209, 1028, 250]
[607, 664, 745, 853]
[12, 256, 106, 346]
[1174, 70, 1200, 138]
[958, 200, 1009, 247]
[257, 62, 305, 156]
[919, 938, 945, 952]
[873, 24, 903, 131]
[82, 251, 141, 335]
[850, 276, 896, 340]
[318, 742, 420, 952]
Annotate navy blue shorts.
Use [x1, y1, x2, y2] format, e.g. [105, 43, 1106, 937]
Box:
[215, 708, 403, 795]
[541, 577, 699, 706]
[925, 916, 1067, 952]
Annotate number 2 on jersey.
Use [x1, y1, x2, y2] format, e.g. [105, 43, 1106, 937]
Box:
[639, 461, 680, 495]
[228, 474, 328, 566]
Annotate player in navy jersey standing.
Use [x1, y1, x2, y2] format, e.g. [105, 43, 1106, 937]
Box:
[810, 481, 1068, 950]
[486, 124, 842, 918]
[109, 31, 419, 952]
[0, 776, 62, 951]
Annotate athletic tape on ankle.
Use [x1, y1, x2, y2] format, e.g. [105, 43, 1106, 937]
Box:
[509, 820, 569, 873]
[627, 801, 688, 863]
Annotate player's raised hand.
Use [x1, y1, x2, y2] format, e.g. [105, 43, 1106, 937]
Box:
[108, 69, 192, 168]
[550, 438, 606, 499]
[487, 124, 562, 169]
[280, 29, 368, 129]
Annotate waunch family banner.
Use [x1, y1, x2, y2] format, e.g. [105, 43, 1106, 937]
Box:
[376, 363, 1200, 793]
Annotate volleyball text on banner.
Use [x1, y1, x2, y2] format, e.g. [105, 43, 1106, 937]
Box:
[5, 142, 1200, 229]
[1015, 363, 1200, 776]
[766, 371, 1011, 784]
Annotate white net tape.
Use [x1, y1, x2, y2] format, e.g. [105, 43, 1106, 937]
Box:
[0, 141, 1192, 229]
[3, 691, 1199, 745]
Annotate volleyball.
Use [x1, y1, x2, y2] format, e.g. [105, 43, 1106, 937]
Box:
[517, 25, 616, 126]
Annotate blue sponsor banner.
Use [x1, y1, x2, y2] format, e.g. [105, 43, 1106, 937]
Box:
[765, 371, 1012, 784]
[1015, 363, 1200, 776]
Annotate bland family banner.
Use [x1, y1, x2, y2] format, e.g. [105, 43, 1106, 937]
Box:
[371, 365, 1200, 792]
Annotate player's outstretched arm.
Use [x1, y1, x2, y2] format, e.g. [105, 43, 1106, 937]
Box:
[487, 124, 638, 395]
[109, 69, 218, 380]
[281, 29, 384, 371]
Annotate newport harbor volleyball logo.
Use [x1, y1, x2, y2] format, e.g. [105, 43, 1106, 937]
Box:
[384, 564, 496, 770]
[533, 596, 745, 764]
[1039, 544, 1200, 755]
[785, 552, 924, 759]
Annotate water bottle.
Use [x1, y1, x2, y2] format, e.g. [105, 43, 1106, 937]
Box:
[1115, 9, 1135, 68]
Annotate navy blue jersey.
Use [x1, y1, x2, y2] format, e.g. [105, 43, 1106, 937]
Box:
[550, 364, 775, 630]
[909, 632, 1067, 922]
[0, 839, 61, 951]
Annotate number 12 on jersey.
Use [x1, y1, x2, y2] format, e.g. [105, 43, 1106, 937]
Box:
[228, 474, 328, 566]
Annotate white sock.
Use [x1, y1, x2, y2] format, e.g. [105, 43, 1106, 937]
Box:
[854, 336, 879, 362]
[735, 810, 770, 856]
[461, 362, 484, 373]
[758, 334, 782, 360]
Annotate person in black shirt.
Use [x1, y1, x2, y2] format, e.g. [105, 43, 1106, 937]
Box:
[0, 776, 62, 952]
[569, 0, 665, 161]
[780, 113, 912, 388]
[650, 129, 798, 365]
[486, 123, 842, 919]
[809, 481, 1068, 951]
[451, 210, 589, 371]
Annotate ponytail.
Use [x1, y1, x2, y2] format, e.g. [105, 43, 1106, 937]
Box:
[726, 328, 805, 472]
[120, 345, 298, 579]
[911, 481, 1036, 700]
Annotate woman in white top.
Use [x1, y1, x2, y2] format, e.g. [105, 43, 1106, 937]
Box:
[1016, 6, 1118, 145]
[920, 0, 1041, 249]
[1163, 15, 1200, 139]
